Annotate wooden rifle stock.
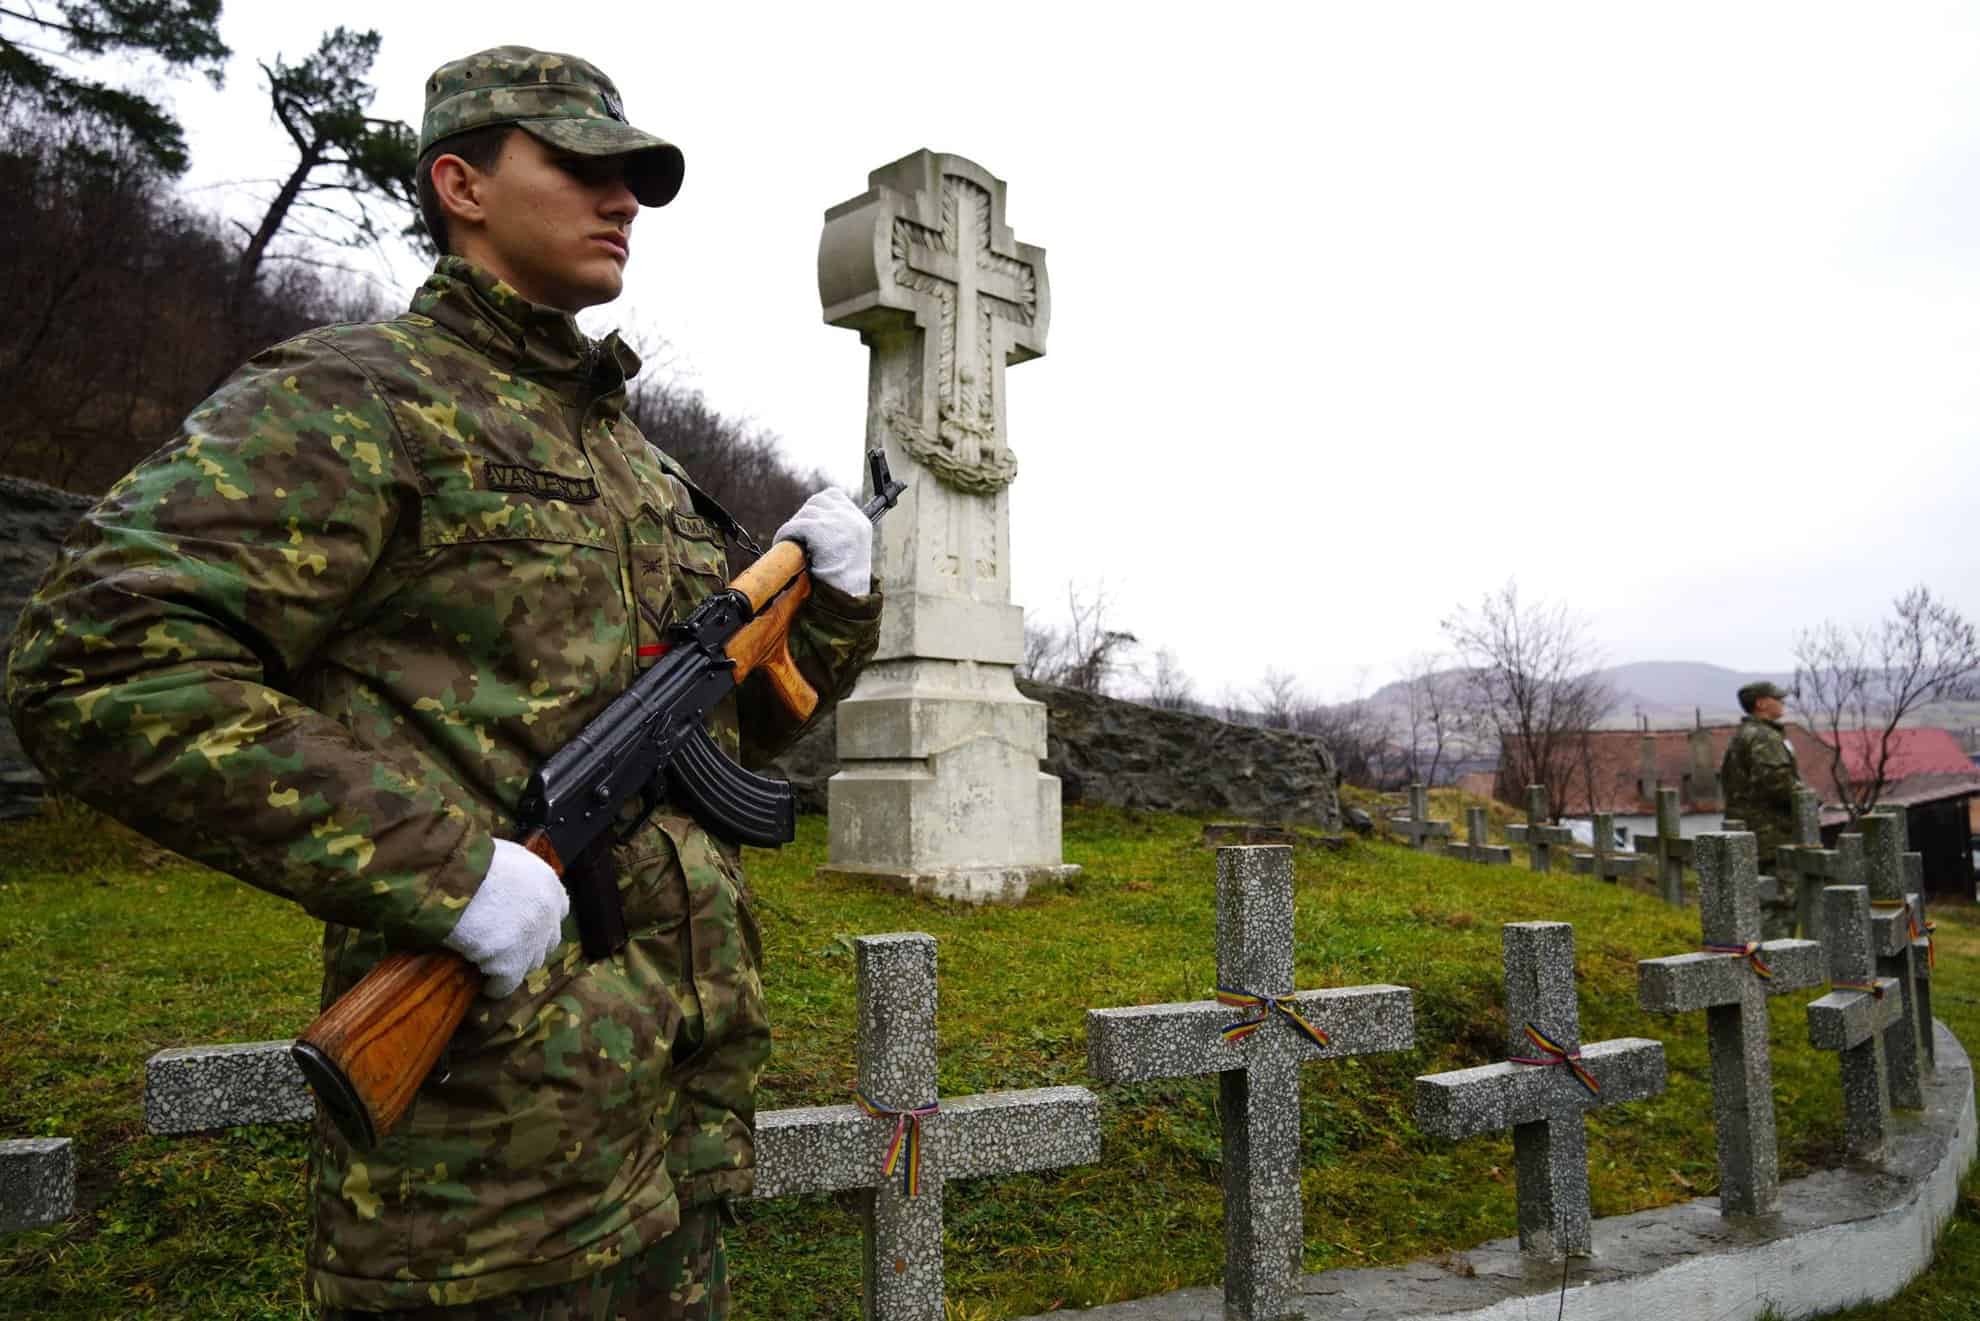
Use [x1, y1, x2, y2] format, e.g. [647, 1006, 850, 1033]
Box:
[291, 829, 562, 1149]
[293, 555, 822, 1150]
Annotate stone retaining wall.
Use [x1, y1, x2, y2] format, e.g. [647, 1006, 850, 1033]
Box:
[769, 678, 1342, 831]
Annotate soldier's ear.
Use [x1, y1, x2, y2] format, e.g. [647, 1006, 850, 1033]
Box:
[430, 154, 489, 232]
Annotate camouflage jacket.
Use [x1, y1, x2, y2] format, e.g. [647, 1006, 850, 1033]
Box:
[5, 258, 881, 1308]
[1720, 715, 1800, 862]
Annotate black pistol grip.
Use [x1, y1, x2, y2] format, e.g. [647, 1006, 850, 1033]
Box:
[667, 726, 797, 848]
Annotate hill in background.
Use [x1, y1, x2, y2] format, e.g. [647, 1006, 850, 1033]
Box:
[1600, 660, 1796, 725]
[1369, 660, 1978, 733]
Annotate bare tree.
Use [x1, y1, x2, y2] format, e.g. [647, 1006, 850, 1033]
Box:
[1019, 582, 1138, 695]
[1443, 581, 1614, 820]
[1141, 646, 1198, 712]
[1253, 667, 1302, 730]
[1216, 682, 1253, 726]
[1793, 585, 1980, 824]
[1021, 620, 1068, 685]
[1397, 651, 1466, 787]
[1298, 673, 1400, 789]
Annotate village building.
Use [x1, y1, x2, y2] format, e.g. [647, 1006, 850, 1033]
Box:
[1497, 724, 1978, 896]
[1819, 727, 1980, 898]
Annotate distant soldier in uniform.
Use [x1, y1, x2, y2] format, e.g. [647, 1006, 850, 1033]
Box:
[6, 46, 882, 1319]
[1721, 680, 1801, 939]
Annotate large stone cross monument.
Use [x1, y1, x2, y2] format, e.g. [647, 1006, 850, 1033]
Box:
[816, 150, 1075, 902]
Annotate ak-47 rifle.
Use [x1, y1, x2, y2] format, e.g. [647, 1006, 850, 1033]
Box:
[292, 451, 907, 1149]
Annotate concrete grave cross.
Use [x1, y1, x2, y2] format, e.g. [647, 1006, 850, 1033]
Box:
[1775, 790, 1856, 940]
[1862, 814, 1929, 1107]
[1416, 923, 1667, 1261]
[751, 933, 1100, 1321]
[1806, 886, 1900, 1160]
[1637, 833, 1825, 1215]
[1388, 783, 1453, 852]
[1086, 846, 1415, 1321]
[1631, 787, 1695, 907]
[1888, 809, 1937, 1069]
[1506, 785, 1575, 873]
[1571, 813, 1654, 885]
[1444, 806, 1512, 865]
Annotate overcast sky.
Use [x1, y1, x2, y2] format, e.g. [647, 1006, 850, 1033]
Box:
[119, 1, 1980, 701]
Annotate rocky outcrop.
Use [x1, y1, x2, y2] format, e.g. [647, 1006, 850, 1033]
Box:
[768, 678, 1341, 829]
[0, 477, 92, 820]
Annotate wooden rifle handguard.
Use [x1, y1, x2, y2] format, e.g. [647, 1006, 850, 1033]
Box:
[723, 541, 819, 721]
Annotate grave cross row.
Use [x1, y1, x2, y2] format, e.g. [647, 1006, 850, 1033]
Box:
[1637, 833, 1825, 1215]
[1571, 813, 1654, 885]
[1388, 783, 1453, 852]
[1087, 846, 1415, 1321]
[752, 933, 1100, 1321]
[1443, 807, 1513, 866]
[1416, 922, 1667, 1261]
[1630, 787, 1694, 907]
[1889, 809, 1937, 1070]
[1506, 785, 1576, 873]
[1862, 814, 1929, 1109]
[1806, 885, 1900, 1159]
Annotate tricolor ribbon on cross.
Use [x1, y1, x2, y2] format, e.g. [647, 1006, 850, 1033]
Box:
[853, 1090, 939, 1197]
[1508, 1022, 1600, 1098]
[1216, 987, 1330, 1050]
[1703, 941, 1773, 980]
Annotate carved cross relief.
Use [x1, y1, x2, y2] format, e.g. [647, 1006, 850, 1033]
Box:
[886, 173, 1040, 489]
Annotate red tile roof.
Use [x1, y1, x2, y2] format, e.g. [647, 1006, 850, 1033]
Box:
[1822, 727, 1975, 784]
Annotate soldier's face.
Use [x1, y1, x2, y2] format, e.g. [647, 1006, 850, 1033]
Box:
[1754, 695, 1786, 720]
[456, 130, 639, 312]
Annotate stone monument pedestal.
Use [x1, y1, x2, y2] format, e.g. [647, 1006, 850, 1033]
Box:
[817, 658, 1077, 903]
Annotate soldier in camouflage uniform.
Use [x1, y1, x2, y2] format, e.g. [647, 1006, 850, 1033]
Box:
[5, 47, 882, 1318]
[1721, 680, 1802, 940]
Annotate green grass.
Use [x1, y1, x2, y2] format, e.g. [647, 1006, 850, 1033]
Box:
[1, 795, 1975, 1318]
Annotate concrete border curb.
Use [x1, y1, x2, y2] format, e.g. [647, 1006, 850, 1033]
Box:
[1026, 1019, 1976, 1320]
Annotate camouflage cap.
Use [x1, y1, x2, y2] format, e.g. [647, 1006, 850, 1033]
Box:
[1738, 680, 1791, 710]
[421, 46, 683, 206]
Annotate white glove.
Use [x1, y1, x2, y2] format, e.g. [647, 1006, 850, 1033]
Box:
[443, 838, 571, 998]
[774, 487, 872, 596]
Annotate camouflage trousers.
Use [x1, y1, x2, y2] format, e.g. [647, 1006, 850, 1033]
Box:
[318, 1207, 728, 1320]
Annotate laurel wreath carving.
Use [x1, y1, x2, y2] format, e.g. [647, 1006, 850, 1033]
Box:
[885, 402, 1018, 495]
